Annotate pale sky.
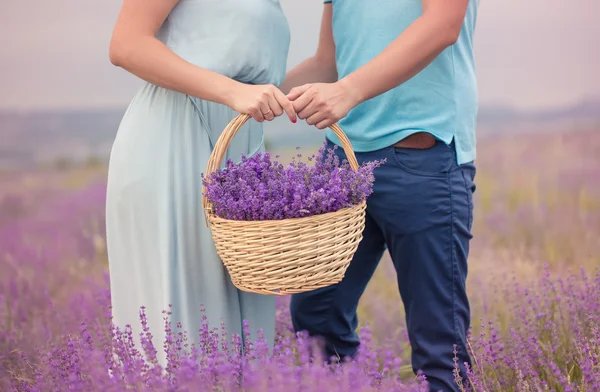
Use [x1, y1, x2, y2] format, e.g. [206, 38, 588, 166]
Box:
[1, 0, 598, 111]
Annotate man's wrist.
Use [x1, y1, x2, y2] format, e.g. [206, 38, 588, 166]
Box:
[337, 75, 365, 107]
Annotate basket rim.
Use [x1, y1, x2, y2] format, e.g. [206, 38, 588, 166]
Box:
[206, 200, 366, 226]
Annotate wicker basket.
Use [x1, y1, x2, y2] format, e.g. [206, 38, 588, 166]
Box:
[202, 113, 366, 295]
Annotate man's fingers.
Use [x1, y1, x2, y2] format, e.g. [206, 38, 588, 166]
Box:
[305, 111, 328, 127]
[292, 92, 315, 117]
[315, 119, 334, 130]
[297, 99, 319, 120]
[274, 89, 297, 123]
[287, 84, 311, 101]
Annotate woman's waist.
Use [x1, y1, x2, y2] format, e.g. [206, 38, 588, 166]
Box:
[164, 44, 287, 87]
[117, 84, 264, 162]
[132, 83, 263, 137]
[130, 83, 248, 121]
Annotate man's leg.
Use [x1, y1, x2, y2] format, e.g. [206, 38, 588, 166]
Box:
[372, 142, 474, 392]
[290, 210, 386, 360]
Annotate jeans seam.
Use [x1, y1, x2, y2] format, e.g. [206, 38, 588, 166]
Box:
[460, 168, 473, 232]
[323, 137, 353, 359]
[329, 285, 344, 359]
[448, 172, 461, 356]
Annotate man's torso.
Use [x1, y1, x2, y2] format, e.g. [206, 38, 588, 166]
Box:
[324, 0, 479, 164]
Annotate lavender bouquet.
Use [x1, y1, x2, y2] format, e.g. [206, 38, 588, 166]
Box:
[202, 143, 384, 221]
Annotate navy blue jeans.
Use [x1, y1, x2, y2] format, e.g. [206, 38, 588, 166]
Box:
[290, 139, 476, 392]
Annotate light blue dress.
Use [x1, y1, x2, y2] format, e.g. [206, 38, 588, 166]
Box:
[105, 0, 290, 366]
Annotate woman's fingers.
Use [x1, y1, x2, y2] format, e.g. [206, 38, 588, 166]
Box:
[258, 100, 273, 122]
[247, 85, 297, 123]
[273, 88, 297, 123]
[263, 94, 281, 122]
[248, 104, 265, 123]
[267, 94, 283, 117]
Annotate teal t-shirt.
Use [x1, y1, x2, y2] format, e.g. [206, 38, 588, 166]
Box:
[323, 0, 478, 164]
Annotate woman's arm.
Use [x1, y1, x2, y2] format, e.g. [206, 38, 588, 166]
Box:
[278, 4, 337, 94]
[287, 0, 469, 129]
[109, 0, 296, 123]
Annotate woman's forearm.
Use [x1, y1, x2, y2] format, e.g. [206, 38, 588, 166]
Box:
[109, 35, 241, 107]
[279, 56, 338, 94]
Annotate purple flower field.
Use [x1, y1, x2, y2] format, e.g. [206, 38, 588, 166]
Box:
[1, 129, 599, 391]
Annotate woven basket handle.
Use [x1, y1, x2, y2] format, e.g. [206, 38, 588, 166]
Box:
[202, 113, 359, 218]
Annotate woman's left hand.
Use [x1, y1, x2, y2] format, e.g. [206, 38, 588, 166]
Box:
[287, 80, 362, 129]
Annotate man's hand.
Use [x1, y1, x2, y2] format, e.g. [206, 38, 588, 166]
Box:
[287, 80, 362, 129]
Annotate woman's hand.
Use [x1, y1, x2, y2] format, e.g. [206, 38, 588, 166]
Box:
[228, 84, 297, 123]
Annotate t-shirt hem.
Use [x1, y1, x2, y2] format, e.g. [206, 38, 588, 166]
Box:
[325, 130, 475, 165]
[456, 149, 476, 165]
[326, 130, 449, 152]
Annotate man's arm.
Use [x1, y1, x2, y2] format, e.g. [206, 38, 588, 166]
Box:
[278, 4, 337, 94]
[340, 0, 468, 104]
[288, 0, 469, 129]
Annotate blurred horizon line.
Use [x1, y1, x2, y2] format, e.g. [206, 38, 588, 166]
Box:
[2, 94, 600, 115]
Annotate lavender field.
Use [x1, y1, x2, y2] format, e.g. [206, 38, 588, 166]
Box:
[1, 129, 599, 391]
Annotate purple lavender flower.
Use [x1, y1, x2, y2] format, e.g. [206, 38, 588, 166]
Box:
[3, 130, 600, 391]
[202, 142, 384, 221]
